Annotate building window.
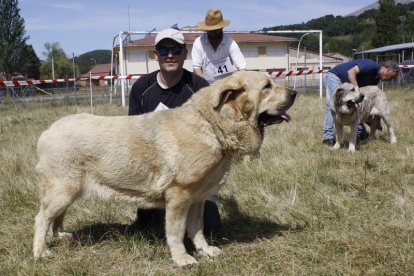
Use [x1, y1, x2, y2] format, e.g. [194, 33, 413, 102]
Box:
[128, 51, 148, 62]
[267, 47, 285, 57]
[258, 46, 266, 56]
[241, 46, 258, 58]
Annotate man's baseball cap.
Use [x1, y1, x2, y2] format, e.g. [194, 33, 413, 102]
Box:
[155, 28, 185, 46]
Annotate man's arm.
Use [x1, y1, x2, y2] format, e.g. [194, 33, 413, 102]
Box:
[229, 41, 247, 71]
[128, 81, 144, 115]
[191, 38, 205, 78]
[347, 65, 360, 90]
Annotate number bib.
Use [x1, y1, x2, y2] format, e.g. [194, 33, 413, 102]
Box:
[206, 57, 233, 78]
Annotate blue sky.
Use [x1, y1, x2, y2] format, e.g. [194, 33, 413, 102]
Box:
[19, 0, 376, 59]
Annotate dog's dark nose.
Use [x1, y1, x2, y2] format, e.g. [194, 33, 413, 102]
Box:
[359, 94, 365, 101]
[290, 89, 297, 99]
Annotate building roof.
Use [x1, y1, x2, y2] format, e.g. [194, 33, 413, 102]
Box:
[358, 42, 414, 54]
[123, 32, 297, 47]
[81, 63, 112, 78]
[326, 52, 351, 62]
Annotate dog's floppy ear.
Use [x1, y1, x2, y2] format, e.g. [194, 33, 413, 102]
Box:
[334, 87, 343, 106]
[213, 77, 245, 108]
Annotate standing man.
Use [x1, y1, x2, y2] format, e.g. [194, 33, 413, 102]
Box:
[192, 9, 246, 84]
[128, 28, 220, 233]
[323, 59, 400, 146]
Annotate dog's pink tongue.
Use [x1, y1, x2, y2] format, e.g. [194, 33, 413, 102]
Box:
[281, 113, 291, 122]
[355, 102, 361, 110]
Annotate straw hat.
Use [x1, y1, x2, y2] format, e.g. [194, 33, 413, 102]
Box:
[197, 9, 230, 31]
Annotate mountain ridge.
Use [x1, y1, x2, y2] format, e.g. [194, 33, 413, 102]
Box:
[346, 0, 414, 16]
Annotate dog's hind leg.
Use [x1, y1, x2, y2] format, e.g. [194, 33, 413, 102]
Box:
[367, 116, 381, 140]
[186, 202, 220, 258]
[33, 207, 52, 258]
[381, 113, 397, 144]
[33, 178, 80, 258]
[52, 210, 73, 240]
[52, 210, 65, 236]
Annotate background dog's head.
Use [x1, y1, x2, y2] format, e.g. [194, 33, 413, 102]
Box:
[332, 82, 365, 115]
[193, 71, 296, 154]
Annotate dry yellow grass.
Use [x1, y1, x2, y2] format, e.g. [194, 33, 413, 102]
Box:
[0, 88, 413, 275]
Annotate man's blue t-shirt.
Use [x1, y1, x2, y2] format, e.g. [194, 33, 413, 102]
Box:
[329, 59, 381, 87]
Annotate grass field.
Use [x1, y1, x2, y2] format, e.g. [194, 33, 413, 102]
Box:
[0, 88, 413, 275]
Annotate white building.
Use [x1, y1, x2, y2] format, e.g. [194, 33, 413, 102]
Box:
[113, 32, 347, 88]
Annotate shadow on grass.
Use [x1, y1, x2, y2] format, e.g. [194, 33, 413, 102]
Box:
[64, 196, 305, 249]
[212, 196, 305, 246]
[68, 222, 166, 247]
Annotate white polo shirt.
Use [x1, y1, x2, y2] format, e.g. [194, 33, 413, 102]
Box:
[192, 33, 247, 84]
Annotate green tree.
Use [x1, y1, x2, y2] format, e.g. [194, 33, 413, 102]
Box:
[0, 0, 28, 79]
[372, 0, 400, 47]
[22, 44, 40, 79]
[402, 13, 414, 41]
[40, 42, 72, 79]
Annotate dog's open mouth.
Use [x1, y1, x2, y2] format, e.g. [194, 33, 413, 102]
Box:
[346, 100, 362, 110]
[258, 112, 291, 128]
[346, 94, 365, 111]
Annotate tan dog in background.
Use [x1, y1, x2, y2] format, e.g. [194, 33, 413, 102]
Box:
[33, 71, 296, 266]
[331, 83, 396, 152]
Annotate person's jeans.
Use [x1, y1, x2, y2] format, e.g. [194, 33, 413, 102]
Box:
[323, 72, 367, 140]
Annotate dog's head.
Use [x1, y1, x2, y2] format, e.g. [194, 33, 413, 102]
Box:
[195, 71, 296, 154]
[332, 83, 365, 114]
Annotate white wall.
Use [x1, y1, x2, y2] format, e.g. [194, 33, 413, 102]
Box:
[122, 43, 343, 79]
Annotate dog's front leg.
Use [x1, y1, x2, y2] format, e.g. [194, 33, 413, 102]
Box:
[348, 122, 358, 153]
[186, 202, 221, 258]
[164, 187, 197, 266]
[333, 122, 343, 150]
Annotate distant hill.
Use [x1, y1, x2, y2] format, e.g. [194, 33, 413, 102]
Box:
[346, 0, 414, 16]
[262, 1, 414, 57]
[76, 50, 111, 74]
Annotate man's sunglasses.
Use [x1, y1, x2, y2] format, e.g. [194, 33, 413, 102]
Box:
[157, 46, 184, 56]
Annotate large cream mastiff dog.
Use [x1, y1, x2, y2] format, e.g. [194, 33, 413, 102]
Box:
[331, 83, 396, 152]
[33, 71, 296, 266]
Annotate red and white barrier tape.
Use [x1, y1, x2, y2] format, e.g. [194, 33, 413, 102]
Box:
[268, 69, 329, 78]
[1, 64, 413, 87]
[0, 75, 143, 88]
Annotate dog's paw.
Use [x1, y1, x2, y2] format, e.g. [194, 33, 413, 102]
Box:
[390, 137, 397, 144]
[57, 231, 73, 240]
[42, 249, 52, 258]
[173, 253, 198, 267]
[198, 245, 221, 258]
[332, 143, 340, 150]
[348, 147, 356, 153]
[34, 249, 52, 259]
